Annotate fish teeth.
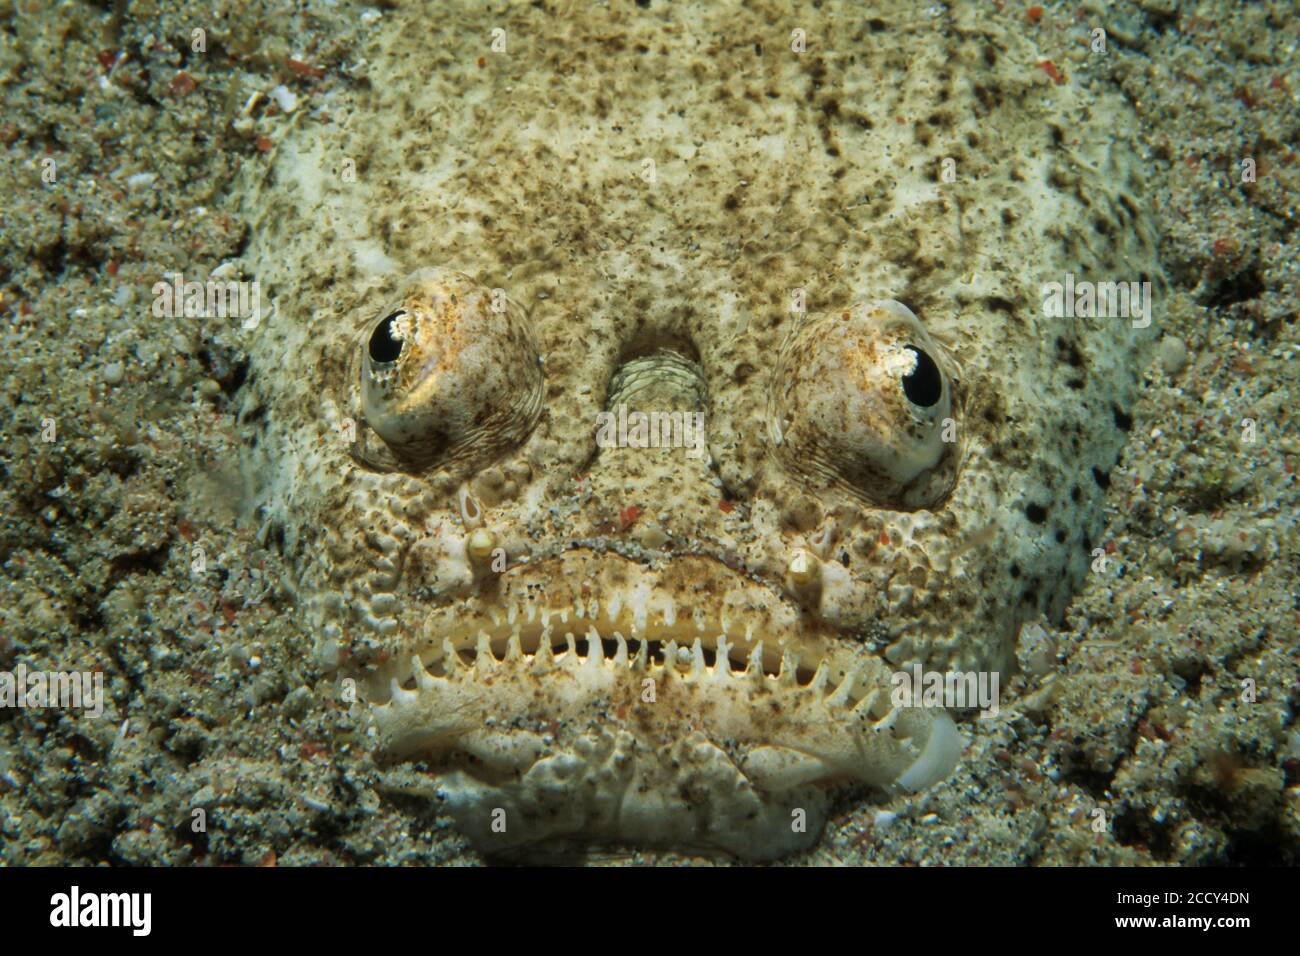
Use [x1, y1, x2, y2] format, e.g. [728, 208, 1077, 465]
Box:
[874, 704, 902, 733]
[630, 634, 648, 672]
[475, 631, 494, 675]
[851, 689, 880, 719]
[605, 591, 623, 623]
[442, 638, 463, 676]
[829, 666, 861, 708]
[415, 621, 848, 709]
[714, 635, 732, 680]
[531, 627, 555, 673]
[411, 655, 435, 692]
[663, 640, 680, 678]
[778, 648, 800, 688]
[808, 660, 831, 695]
[388, 677, 417, 707]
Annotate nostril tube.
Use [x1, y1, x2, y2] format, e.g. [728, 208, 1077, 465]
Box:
[466, 527, 497, 565]
[786, 549, 821, 590]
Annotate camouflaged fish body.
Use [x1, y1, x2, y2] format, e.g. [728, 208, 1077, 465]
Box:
[237, 1, 1161, 859]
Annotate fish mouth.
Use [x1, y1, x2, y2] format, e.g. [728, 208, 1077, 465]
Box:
[365, 548, 869, 699]
[412, 629, 815, 686]
[367, 549, 957, 772]
[362, 548, 962, 859]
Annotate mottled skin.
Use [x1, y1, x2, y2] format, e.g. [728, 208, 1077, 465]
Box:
[236, 1, 1162, 858]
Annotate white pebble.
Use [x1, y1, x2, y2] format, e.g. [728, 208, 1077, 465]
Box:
[271, 85, 299, 113]
[1159, 335, 1188, 375]
[103, 362, 125, 386]
[317, 638, 341, 669]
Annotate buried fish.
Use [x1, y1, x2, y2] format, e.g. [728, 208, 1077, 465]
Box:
[235, 1, 1161, 860]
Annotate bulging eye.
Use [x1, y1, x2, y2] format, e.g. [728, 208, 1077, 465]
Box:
[768, 299, 958, 508]
[901, 345, 942, 407]
[368, 311, 405, 364]
[350, 269, 543, 473]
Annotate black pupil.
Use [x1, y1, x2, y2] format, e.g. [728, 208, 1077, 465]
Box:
[902, 345, 942, 407]
[369, 311, 405, 363]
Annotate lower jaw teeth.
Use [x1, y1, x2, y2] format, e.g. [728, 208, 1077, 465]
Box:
[441, 631, 796, 680]
[380, 622, 888, 718]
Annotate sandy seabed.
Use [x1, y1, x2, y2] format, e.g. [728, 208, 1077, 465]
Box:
[0, 0, 1295, 866]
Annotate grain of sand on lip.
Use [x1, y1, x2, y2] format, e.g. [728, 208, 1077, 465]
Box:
[0, 0, 1294, 866]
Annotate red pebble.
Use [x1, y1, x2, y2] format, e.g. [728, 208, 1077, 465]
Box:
[169, 71, 196, 96]
[1038, 60, 1063, 84]
[287, 58, 324, 80]
[619, 505, 641, 531]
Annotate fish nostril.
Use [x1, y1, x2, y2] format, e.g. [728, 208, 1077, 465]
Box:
[604, 349, 708, 413]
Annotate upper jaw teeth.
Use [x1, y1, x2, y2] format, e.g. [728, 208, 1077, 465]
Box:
[380, 617, 874, 707]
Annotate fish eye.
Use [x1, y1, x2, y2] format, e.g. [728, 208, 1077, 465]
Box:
[368, 310, 405, 363]
[350, 270, 543, 474]
[768, 300, 958, 509]
[901, 345, 942, 407]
